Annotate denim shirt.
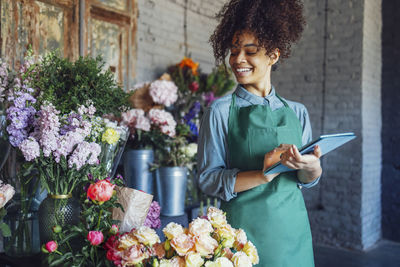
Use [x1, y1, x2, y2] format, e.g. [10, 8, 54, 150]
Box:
[197, 85, 320, 201]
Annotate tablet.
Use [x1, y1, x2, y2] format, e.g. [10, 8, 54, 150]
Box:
[263, 132, 356, 175]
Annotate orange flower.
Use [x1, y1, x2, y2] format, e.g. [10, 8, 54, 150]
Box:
[178, 57, 199, 75]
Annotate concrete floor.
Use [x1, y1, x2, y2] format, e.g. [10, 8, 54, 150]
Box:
[314, 240, 400, 267]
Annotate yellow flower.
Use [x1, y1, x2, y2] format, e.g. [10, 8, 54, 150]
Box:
[242, 241, 259, 265]
[102, 128, 120, 145]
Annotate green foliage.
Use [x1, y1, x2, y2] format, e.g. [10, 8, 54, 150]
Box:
[200, 65, 236, 97]
[43, 178, 123, 267]
[29, 51, 129, 116]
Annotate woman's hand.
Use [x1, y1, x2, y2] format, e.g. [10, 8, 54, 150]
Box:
[280, 144, 322, 183]
[262, 144, 292, 183]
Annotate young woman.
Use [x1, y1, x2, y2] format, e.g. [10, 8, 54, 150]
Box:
[197, 0, 322, 266]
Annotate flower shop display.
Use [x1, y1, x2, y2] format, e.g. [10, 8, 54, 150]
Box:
[103, 206, 259, 267]
[0, 50, 131, 259]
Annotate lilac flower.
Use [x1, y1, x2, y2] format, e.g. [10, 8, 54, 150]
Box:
[35, 103, 60, 157]
[149, 80, 178, 106]
[68, 141, 101, 170]
[19, 136, 40, 161]
[53, 131, 85, 162]
[144, 201, 161, 229]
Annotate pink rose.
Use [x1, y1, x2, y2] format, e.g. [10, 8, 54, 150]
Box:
[87, 180, 115, 203]
[87, 231, 104, 246]
[45, 241, 58, 253]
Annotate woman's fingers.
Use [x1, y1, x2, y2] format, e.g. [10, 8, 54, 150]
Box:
[314, 145, 322, 158]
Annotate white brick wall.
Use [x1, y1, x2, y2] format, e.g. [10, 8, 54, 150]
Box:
[134, 0, 225, 83]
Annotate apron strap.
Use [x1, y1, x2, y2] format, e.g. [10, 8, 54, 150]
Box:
[275, 93, 289, 108]
[231, 93, 237, 107]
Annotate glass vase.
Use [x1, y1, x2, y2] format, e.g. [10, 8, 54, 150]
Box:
[3, 197, 40, 257]
[38, 194, 80, 244]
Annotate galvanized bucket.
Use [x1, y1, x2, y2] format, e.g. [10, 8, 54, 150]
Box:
[156, 166, 188, 216]
[123, 149, 155, 194]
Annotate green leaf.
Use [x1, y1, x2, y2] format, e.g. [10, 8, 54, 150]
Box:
[0, 222, 11, 237]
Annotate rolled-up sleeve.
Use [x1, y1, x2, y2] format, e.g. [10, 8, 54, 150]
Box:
[297, 105, 321, 188]
[197, 106, 239, 201]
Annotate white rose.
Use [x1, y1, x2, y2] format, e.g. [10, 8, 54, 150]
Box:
[159, 259, 173, 267]
[194, 233, 218, 257]
[171, 233, 194, 256]
[189, 218, 213, 236]
[242, 241, 259, 265]
[231, 251, 252, 267]
[185, 251, 204, 267]
[134, 226, 160, 246]
[215, 257, 234, 267]
[207, 207, 227, 228]
[0, 183, 15, 208]
[163, 222, 184, 240]
[185, 143, 198, 158]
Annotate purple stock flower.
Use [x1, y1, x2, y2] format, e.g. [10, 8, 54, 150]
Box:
[144, 201, 161, 229]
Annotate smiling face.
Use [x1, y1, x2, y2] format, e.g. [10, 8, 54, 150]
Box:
[229, 30, 279, 96]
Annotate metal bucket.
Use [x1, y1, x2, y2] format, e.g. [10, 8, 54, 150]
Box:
[123, 149, 155, 194]
[156, 166, 188, 216]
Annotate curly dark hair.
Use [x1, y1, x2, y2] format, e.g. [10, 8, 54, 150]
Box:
[210, 0, 306, 65]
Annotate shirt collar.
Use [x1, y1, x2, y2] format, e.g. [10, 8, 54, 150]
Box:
[234, 85, 277, 105]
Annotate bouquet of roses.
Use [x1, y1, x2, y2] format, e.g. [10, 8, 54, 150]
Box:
[105, 207, 259, 267]
[159, 206, 259, 267]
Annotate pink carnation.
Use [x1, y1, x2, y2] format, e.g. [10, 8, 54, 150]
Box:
[19, 137, 40, 161]
[148, 109, 176, 137]
[149, 80, 178, 106]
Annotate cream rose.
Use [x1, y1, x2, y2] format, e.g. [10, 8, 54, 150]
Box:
[170, 256, 185, 267]
[118, 233, 139, 250]
[215, 224, 235, 248]
[163, 222, 184, 240]
[207, 207, 227, 228]
[134, 226, 160, 246]
[215, 257, 234, 267]
[242, 241, 259, 265]
[194, 233, 218, 257]
[171, 233, 194, 256]
[189, 218, 213, 237]
[185, 251, 204, 267]
[121, 244, 148, 265]
[159, 259, 172, 267]
[233, 228, 247, 251]
[231, 251, 252, 267]
[204, 257, 234, 267]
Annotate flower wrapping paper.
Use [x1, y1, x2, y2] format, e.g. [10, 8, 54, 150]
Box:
[112, 186, 153, 233]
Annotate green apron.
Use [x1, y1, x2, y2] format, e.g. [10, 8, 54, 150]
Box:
[221, 93, 314, 267]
